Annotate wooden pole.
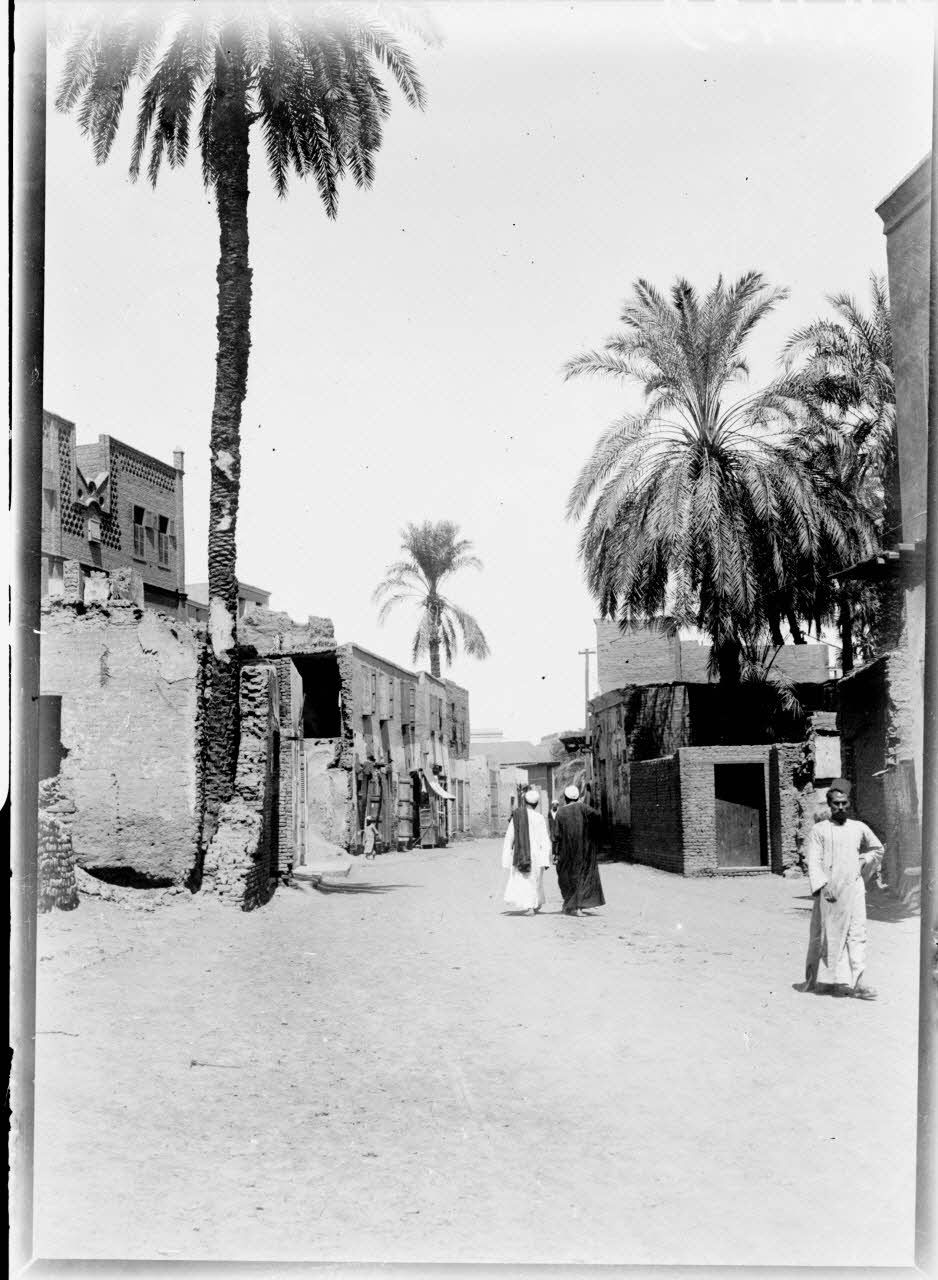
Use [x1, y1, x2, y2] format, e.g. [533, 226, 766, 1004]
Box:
[916, 21, 938, 1273]
[11, 5, 46, 1271]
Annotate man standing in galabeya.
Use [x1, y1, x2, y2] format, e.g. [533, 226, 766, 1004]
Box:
[553, 781, 605, 917]
[804, 779, 884, 1000]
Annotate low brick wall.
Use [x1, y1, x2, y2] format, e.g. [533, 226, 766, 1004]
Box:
[38, 779, 79, 912]
[629, 756, 683, 873]
[677, 745, 772, 876]
[203, 664, 279, 910]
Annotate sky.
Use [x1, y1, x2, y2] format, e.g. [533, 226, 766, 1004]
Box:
[39, 0, 934, 742]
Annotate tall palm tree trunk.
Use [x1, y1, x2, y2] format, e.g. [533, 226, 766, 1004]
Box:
[197, 37, 252, 870]
[428, 598, 442, 677]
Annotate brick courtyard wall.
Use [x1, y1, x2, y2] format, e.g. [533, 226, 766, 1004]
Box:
[39, 594, 199, 884]
[629, 756, 683, 873]
[37, 778, 80, 912]
[677, 745, 772, 876]
[203, 664, 279, 909]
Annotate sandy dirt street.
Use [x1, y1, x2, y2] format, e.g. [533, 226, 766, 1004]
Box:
[31, 840, 920, 1267]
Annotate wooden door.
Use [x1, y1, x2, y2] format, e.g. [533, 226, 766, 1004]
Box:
[713, 763, 766, 868]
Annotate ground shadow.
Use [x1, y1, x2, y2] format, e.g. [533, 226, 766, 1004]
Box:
[865, 889, 920, 923]
[793, 887, 918, 924]
[307, 879, 416, 895]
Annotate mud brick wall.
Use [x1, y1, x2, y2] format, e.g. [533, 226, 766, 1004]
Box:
[769, 743, 804, 873]
[203, 664, 279, 909]
[629, 756, 683, 873]
[271, 655, 303, 871]
[39, 599, 199, 884]
[37, 779, 80, 912]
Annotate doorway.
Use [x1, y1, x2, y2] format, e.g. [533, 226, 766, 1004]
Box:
[713, 763, 767, 868]
[295, 654, 341, 739]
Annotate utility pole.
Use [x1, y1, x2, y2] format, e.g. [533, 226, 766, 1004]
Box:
[578, 648, 595, 782]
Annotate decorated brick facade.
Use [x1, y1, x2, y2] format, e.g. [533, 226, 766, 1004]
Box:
[41, 410, 186, 614]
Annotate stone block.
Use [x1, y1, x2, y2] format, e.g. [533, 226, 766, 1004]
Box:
[111, 566, 145, 606]
[84, 572, 111, 607]
[63, 560, 84, 604]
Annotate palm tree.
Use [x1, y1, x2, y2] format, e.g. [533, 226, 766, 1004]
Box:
[373, 521, 490, 677]
[565, 272, 862, 682]
[55, 3, 434, 860]
[775, 274, 896, 670]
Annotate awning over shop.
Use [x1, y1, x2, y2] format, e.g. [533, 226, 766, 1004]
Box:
[423, 770, 455, 801]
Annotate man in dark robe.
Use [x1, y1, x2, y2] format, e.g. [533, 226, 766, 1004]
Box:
[553, 782, 605, 915]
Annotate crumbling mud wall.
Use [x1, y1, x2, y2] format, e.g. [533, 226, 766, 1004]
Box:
[39, 593, 199, 885]
[239, 609, 353, 868]
[37, 778, 80, 912]
[202, 664, 279, 909]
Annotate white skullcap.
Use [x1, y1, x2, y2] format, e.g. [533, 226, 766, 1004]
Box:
[564, 784, 580, 801]
[523, 787, 539, 805]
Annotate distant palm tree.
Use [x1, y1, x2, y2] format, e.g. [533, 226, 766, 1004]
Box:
[775, 274, 896, 670]
[55, 4, 434, 859]
[565, 272, 860, 682]
[373, 521, 490, 677]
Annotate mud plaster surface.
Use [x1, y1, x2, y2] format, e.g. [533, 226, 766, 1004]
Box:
[33, 842, 919, 1266]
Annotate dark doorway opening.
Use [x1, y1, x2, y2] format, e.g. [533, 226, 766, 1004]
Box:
[713, 763, 767, 868]
[38, 695, 65, 780]
[295, 655, 342, 738]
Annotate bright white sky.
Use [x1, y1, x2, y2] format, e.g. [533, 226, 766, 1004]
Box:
[42, 0, 933, 741]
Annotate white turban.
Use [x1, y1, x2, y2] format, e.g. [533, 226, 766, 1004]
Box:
[564, 784, 579, 801]
[523, 787, 539, 805]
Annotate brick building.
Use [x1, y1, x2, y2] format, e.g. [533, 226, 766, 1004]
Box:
[41, 410, 187, 614]
[595, 620, 835, 692]
[345, 645, 471, 852]
[831, 160, 928, 906]
[590, 674, 837, 863]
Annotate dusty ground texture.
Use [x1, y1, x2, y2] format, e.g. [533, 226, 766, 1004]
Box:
[32, 840, 920, 1266]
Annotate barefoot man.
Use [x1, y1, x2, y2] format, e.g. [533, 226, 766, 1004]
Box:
[804, 779, 884, 999]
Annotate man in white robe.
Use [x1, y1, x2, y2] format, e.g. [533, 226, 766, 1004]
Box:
[501, 787, 552, 914]
[804, 780, 883, 999]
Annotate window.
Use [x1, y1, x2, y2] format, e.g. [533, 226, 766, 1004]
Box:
[133, 505, 146, 558]
[157, 515, 170, 567]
